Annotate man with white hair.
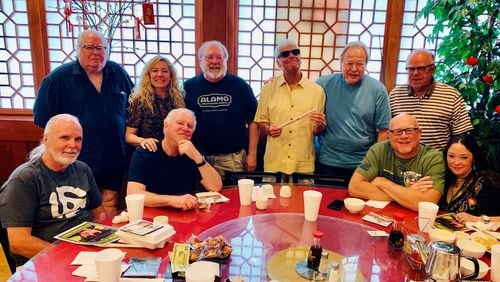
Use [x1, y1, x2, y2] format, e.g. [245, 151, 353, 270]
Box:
[254, 39, 326, 182]
[184, 40, 259, 178]
[0, 114, 107, 266]
[127, 108, 222, 210]
[34, 30, 134, 215]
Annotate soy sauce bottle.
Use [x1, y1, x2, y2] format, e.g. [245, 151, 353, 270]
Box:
[307, 230, 324, 269]
[388, 212, 405, 248]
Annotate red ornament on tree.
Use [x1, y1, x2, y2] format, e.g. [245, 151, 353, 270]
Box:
[483, 74, 494, 84]
[465, 56, 478, 66]
[495, 105, 500, 114]
[142, 1, 155, 25]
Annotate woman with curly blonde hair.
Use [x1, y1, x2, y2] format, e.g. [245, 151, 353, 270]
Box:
[126, 56, 185, 152]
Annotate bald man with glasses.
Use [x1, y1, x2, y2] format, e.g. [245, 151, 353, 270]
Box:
[390, 49, 472, 151]
[348, 114, 445, 212]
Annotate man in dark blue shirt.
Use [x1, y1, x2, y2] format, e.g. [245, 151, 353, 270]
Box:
[33, 30, 134, 215]
[127, 108, 222, 210]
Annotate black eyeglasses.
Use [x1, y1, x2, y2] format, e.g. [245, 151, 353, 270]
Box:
[278, 49, 300, 58]
[405, 64, 434, 72]
[79, 45, 106, 51]
[389, 128, 419, 136]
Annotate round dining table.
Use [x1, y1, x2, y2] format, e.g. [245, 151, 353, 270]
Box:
[7, 185, 491, 281]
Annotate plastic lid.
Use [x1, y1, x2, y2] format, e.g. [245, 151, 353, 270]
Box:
[312, 230, 324, 238]
[393, 212, 405, 221]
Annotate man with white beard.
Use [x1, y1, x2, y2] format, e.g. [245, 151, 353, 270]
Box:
[184, 41, 259, 178]
[0, 114, 107, 267]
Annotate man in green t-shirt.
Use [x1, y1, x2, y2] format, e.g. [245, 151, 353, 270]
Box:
[348, 113, 444, 211]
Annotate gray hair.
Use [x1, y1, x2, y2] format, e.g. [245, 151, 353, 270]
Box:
[164, 108, 197, 130]
[198, 40, 229, 61]
[340, 41, 369, 64]
[407, 49, 435, 64]
[29, 114, 81, 160]
[274, 39, 299, 59]
[76, 30, 108, 57]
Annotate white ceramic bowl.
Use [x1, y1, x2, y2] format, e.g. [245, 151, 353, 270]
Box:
[429, 228, 456, 243]
[460, 257, 489, 279]
[456, 239, 486, 258]
[453, 230, 470, 241]
[470, 231, 498, 251]
[344, 198, 365, 213]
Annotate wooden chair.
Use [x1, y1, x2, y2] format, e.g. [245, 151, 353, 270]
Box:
[291, 173, 347, 188]
[0, 220, 16, 273]
[223, 171, 283, 186]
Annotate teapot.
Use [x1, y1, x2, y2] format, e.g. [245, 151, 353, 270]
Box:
[415, 241, 479, 281]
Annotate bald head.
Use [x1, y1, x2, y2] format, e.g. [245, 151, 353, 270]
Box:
[406, 49, 434, 66]
[389, 114, 422, 159]
[389, 113, 419, 130]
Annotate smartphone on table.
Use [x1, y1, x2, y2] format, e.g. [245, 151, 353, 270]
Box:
[327, 199, 344, 210]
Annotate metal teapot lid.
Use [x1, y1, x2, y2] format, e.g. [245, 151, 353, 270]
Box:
[430, 241, 460, 254]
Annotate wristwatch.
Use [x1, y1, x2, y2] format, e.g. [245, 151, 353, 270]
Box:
[196, 156, 207, 167]
[482, 215, 490, 224]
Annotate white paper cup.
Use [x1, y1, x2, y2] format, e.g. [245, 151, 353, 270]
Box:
[418, 201, 439, 233]
[238, 179, 254, 206]
[95, 248, 124, 282]
[185, 261, 216, 282]
[126, 194, 145, 222]
[280, 185, 292, 198]
[492, 244, 500, 282]
[303, 190, 322, 221]
[153, 215, 168, 225]
[256, 196, 268, 210]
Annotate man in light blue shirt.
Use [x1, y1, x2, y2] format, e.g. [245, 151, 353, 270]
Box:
[316, 41, 391, 184]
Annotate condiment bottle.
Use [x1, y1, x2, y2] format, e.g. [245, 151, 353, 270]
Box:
[388, 212, 405, 248]
[307, 230, 324, 269]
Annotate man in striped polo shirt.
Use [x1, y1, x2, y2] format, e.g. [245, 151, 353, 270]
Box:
[389, 49, 472, 151]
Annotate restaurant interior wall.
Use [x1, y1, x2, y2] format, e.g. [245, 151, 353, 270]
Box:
[0, 0, 440, 184]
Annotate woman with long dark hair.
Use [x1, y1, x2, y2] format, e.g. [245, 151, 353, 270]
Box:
[440, 133, 500, 223]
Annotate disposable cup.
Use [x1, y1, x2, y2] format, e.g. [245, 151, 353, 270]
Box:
[238, 179, 254, 206]
[185, 261, 216, 282]
[126, 194, 145, 222]
[95, 248, 124, 282]
[492, 244, 500, 282]
[303, 190, 322, 221]
[418, 201, 439, 233]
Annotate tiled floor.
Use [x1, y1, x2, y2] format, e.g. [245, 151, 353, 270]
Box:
[0, 245, 12, 281]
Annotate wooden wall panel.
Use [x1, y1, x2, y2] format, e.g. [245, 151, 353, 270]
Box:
[0, 116, 43, 184]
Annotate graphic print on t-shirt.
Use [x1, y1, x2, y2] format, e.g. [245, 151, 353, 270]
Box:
[197, 93, 232, 110]
[49, 186, 87, 219]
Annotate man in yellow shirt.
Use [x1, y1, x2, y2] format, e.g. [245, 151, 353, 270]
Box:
[254, 39, 326, 182]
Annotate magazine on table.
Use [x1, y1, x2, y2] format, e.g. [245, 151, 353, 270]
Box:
[54, 221, 119, 246]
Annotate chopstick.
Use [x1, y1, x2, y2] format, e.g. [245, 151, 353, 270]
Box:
[277, 108, 316, 129]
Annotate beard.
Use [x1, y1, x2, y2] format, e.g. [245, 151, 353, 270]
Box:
[48, 148, 79, 166]
[201, 64, 226, 81]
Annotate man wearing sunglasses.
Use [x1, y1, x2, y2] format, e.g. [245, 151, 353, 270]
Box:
[348, 114, 445, 212]
[390, 49, 472, 151]
[34, 30, 134, 216]
[315, 41, 391, 185]
[254, 39, 326, 183]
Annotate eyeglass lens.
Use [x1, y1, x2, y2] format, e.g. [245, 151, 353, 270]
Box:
[405, 64, 434, 72]
[278, 49, 300, 58]
[390, 128, 418, 136]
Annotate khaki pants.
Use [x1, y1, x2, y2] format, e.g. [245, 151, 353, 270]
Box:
[206, 149, 246, 177]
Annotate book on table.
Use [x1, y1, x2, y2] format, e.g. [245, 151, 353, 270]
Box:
[54, 221, 119, 246]
[116, 219, 176, 249]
